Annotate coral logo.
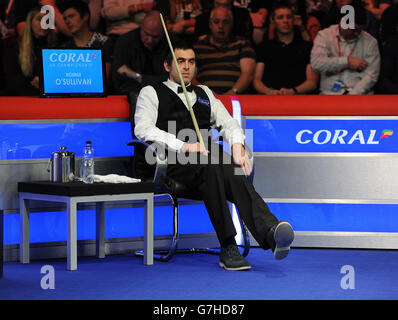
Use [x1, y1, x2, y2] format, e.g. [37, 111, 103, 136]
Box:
[296, 129, 394, 145]
[380, 129, 393, 139]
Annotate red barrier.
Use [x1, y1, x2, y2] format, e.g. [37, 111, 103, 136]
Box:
[0, 95, 397, 120]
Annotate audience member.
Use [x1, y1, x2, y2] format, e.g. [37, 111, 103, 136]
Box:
[311, 3, 380, 94]
[15, 0, 72, 39]
[322, 0, 379, 39]
[380, 0, 398, 42]
[194, 0, 253, 42]
[362, 0, 391, 20]
[193, 6, 256, 94]
[1, 6, 58, 95]
[101, 0, 155, 36]
[112, 10, 168, 94]
[155, 0, 203, 44]
[59, 0, 113, 88]
[0, 0, 19, 92]
[253, 3, 319, 95]
[376, 34, 398, 93]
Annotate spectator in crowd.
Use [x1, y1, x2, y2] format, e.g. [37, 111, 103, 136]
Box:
[194, 0, 253, 42]
[101, 0, 155, 37]
[59, 0, 113, 88]
[112, 10, 168, 94]
[15, 0, 71, 39]
[267, 0, 313, 42]
[322, 0, 379, 39]
[1, 6, 58, 95]
[155, 0, 203, 44]
[362, 0, 391, 20]
[0, 0, 19, 92]
[380, 0, 398, 42]
[311, 2, 380, 94]
[253, 3, 319, 95]
[376, 34, 398, 93]
[193, 5, 256, 94]
[57, 0, 103, 32]
[231, 0, 270, 44]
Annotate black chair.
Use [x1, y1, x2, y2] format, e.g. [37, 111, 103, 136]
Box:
[126, 93, 252, 261]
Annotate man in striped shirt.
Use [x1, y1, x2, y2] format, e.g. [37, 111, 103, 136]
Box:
[193, 6, 256, 94]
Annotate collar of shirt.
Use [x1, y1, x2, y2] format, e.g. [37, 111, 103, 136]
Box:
[163, 79, 197, 110]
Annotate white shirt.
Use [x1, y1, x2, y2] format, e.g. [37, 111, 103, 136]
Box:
[134, 79, 246, 152]
[311, 24, 380, 94]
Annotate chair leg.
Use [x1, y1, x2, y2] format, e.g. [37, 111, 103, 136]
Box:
[135, 194, 180, 262]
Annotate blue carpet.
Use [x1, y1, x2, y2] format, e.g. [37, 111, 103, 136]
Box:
[1, 248, 398, 300]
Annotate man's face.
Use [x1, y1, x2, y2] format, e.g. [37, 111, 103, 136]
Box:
[272, 8, 294, 35]
[164, 49, 196, 85]
[63, 8, 88, 34]
[140, 21, 163, 51]
[339, 23, 364, 40]
[209, 8, 233, 43]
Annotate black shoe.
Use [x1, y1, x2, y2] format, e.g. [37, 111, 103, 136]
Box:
[219, 244, 251, 271]
[269, 221, 294, 260]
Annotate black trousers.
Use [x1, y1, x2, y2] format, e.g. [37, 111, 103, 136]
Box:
[167, 147, 279, 249]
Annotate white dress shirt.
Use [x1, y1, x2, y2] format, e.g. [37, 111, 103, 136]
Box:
[134, 79, 245, 152]
[311, 24, 380, 94]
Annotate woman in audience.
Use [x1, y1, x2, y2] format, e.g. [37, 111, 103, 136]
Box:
[2, 6, 57, 95]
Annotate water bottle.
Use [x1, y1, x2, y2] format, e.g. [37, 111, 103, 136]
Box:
[81, 141, 94, 184]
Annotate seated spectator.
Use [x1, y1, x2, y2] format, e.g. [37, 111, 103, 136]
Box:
[15, 0, 72, 39]
[231, 0, 270, 44]
[253, 3, 319, 95]
[380, 0, 398, 42]
[194, 0, 253, 42]
[112, 10, 169, 94]
[59, 0, 113, 88]
[155, 0, 203, 44]
[1, 6, 58, 95]
[311, 2, 380, 94]
[101, 0, 155, 36]
[362, 0, 391, 20]
[376, 34, 398, 93]
[322, 0, 379, 40]
[267, 0, 313, 42]
[193, 5, 256, 94]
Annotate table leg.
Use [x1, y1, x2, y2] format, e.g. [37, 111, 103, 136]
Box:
[144, 196, 154, 265]
[66, 199, 77, 271]
[96, 202, 105, 259]
[19, 197, 30, 264]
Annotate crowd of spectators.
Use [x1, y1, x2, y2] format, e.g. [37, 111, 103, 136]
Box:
[0, 0, 397, 96]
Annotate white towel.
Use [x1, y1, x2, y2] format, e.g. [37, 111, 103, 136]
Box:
[92, 174, 141, 184]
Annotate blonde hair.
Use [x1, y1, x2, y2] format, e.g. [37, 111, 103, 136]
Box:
[19, 7, 57, 78]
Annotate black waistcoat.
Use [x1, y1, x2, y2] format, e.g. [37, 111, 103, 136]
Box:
[133, 83, 212, 179]
[154, 82, 212, 142]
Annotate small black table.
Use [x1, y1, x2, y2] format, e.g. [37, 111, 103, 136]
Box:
[18, 181, 154, 271]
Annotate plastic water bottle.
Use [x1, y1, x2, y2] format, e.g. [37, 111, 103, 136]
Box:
[81, 141, 94, 184]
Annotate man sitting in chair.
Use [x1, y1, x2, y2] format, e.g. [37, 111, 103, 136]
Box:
[134, 41, 294, 271]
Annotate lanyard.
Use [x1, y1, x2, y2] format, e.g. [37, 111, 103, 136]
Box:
[336, 35, 359, 58]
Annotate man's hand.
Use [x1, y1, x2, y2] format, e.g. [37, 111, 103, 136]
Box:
[232, 143, 252, 177]
[181, 142, 209, 155]
[348, 56, 368, 72]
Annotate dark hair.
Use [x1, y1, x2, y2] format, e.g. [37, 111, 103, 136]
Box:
[58, 0, 90, 19]
[271, 1, 294, 19]
[165, 41, 196, 66]
[339, 1, 367, 26]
